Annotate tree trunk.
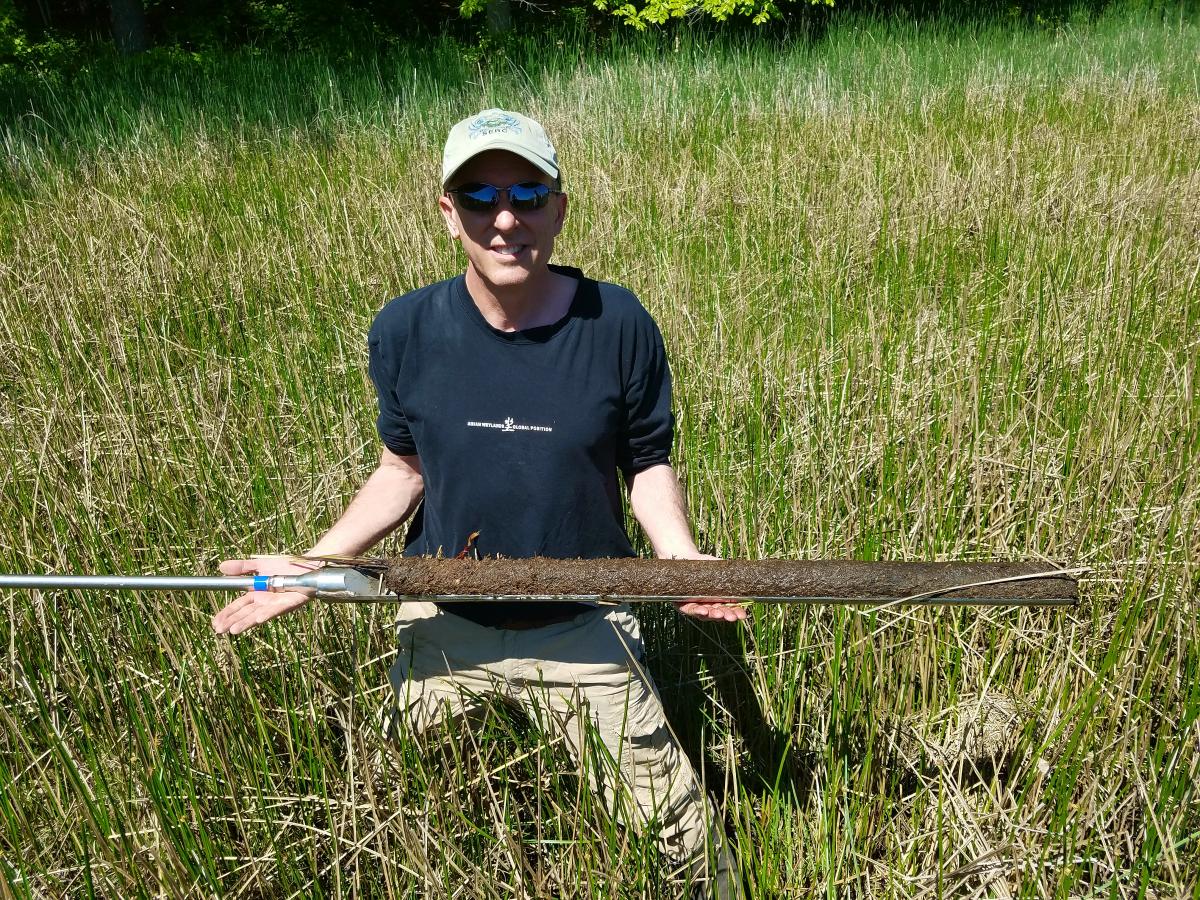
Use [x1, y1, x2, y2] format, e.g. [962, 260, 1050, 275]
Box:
[485, 0, 513, 35]
[110, 0, 148, 55]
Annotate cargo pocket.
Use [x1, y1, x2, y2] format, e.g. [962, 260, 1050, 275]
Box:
[603, 607, 646, 664]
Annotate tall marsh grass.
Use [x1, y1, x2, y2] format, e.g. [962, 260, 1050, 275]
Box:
[1, 7, 1198, 897]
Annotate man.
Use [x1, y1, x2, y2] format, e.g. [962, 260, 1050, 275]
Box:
[212, 108, 744, 897]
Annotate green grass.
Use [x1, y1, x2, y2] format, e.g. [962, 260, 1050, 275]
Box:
[1, 5, 1198, 897]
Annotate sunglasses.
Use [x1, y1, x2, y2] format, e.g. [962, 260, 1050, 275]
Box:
[447, 181, 562, 213]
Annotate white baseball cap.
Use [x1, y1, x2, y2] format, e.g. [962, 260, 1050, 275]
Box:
[441, 108, 559, 188]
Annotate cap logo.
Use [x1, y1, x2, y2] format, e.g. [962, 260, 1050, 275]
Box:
[468, 111, 523, 140]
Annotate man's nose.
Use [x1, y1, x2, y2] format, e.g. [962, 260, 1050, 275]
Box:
[492, 206, 519, 231]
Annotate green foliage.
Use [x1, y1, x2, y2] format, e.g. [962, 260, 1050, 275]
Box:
[594, 0, 831, 28]
[0, 0, 80, 94]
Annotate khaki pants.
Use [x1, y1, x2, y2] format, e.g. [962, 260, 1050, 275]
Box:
[380, 601, 717, 871]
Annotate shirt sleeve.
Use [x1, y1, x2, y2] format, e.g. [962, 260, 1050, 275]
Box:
[617, 308, 674, 476]
[367, 306, 417, 456]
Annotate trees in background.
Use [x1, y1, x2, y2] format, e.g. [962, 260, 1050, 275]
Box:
[594, 0, 830, 29]
[6, 0, 822, 69]
[110, 0, 147, 53]
[5, 0, 461, 55]
[1, 0, 1142, 97]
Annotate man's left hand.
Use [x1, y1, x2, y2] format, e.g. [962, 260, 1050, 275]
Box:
[671, 553, 750, 623]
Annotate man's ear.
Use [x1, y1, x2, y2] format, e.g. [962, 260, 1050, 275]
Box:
[438, 193, 460, 239]
[551, 191, 568, 237]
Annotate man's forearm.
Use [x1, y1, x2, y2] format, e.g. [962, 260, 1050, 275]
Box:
[306, 450, 425, 557]
[626, 463, 703, 559]
[626, 463, 748, 621]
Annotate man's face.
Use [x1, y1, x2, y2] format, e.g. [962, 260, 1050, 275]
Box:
[439, 150, 567, 292]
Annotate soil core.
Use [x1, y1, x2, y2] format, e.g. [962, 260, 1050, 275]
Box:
[380, 558, 1077, 602]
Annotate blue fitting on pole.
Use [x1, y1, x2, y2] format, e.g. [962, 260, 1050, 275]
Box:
[253, 575, 271, 592]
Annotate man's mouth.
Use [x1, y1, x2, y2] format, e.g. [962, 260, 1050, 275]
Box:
[490, 244, 527, 257]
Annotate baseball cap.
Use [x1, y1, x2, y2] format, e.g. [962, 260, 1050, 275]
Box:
[442, 109, 559, 188]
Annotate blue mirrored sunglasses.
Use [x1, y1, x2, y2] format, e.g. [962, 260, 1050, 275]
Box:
[447, 181, 562, 212]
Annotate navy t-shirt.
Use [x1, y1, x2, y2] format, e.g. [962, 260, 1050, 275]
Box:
[367, 264, 673, 625]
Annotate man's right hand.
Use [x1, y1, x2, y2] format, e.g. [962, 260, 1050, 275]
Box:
[211, 556, 317, 635]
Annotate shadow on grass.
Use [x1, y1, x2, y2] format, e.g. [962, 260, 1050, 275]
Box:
[644, 614, 817, 804]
